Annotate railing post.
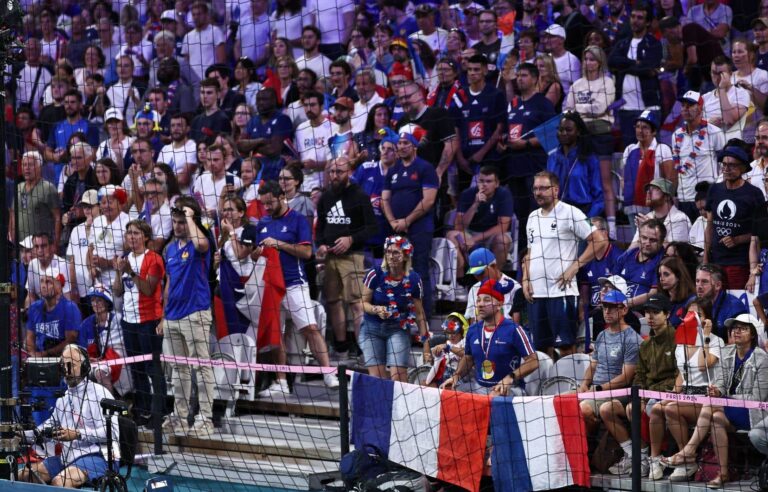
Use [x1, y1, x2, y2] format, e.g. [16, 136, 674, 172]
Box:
[631, 385, 641, 492]
[338, 365, 349, 458]
[153, 351, 163, 456]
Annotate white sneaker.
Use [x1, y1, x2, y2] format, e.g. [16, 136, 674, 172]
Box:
[258, 381, 290, 398]
[648, 457, 664, 481]
[188, 418, 215, 437]
[669, 463, 699, 482]
[323, 373, 340, 388]
[640, 455, 650, 477]
[161, 414, 188, 434]
[608, 455, 632, 475]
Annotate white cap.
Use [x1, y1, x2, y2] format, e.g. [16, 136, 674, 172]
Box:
[597, 275, 629, 296]
[104, 107, 124, 122]
[678, 90, 703, 106]
[19, 235, 33, 249]
[161, 9, 177, 21]
[543, 24, 566, 39]
[725, 313, 761, 330]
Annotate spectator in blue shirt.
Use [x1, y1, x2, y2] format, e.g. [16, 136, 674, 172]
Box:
[447, 166, 514, 283]
[695, 263, 748, 340]
[381, 131, 439, 317]
[26, 272, 80, 358]
[547, 111, 604, 217]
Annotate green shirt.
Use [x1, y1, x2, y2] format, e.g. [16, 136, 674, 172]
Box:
[634, 323, 678, 392]
[16, 179, 60, 241]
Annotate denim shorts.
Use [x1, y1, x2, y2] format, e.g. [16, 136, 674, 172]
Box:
[359, 317, 411, 368]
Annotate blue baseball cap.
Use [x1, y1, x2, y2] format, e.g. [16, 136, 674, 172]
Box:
[467, 248, 495, 275]
[603, 289, 628, 305]
[634, 110, 659, 130]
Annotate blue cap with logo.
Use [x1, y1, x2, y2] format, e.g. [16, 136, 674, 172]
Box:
[634, 110, 659, 130]
[603, 289, 628, 305]
[467, 248, 496, 275]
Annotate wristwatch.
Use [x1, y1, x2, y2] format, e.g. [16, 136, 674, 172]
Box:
[594, 384, 603, 392]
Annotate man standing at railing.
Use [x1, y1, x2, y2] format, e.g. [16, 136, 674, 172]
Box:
[601, 293, 677, 478]
[440, 279, 538, 396]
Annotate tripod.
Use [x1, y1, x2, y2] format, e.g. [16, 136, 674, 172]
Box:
[100, 403, 127, 492]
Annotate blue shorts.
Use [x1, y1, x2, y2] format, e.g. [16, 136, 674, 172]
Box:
[44, 453, 111, 481]
[359, 318, 411, 368]
[528, 296, 578, 350]
[724, 406, 751, 431]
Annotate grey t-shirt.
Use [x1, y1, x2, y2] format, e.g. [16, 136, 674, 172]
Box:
[592, 327, 643, 385]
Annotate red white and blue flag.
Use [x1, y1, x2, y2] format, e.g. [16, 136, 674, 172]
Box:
[490, 394, 591, 491]
[214, 248, 286, 352]
[351, 373, 491, 492]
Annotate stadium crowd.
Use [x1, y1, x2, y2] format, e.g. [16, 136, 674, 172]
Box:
[10, 0, 768, 487]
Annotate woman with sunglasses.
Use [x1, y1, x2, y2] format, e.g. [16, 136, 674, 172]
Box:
[360, 236, 431, 382]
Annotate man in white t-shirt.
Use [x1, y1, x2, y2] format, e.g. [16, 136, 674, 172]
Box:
[703, 58, 751, 131]
[88, 185, 132, 287]
[409, 5, 449, 54]
[122, 138, 155, 216]
[26, 232, 72, 307]
[140, 177, 173, 252]
[295, 91, 334, 192]
[191, 144, 243, 216]
[181, 1, 226, 82]
[523, 170, 608, 358]
[542, 24, 580, 96]
[159, 113, 197, 193]
[234, 0, 270, 67]
[295, 26, 333, 80]
[307, 0, 354, 59]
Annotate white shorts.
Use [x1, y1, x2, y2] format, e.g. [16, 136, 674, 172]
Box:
[281, 284, 317, 331]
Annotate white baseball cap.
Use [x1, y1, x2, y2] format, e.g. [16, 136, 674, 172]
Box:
[161, 10, 177, 21]
[598, 275, 629, 296]
[104, 107, 124, 122]
[543, 24, 566, 39]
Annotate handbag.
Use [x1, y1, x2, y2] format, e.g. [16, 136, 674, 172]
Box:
[585, 118, 612, 135]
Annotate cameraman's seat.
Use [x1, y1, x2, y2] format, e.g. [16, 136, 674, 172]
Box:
[81, 415, 138, 490]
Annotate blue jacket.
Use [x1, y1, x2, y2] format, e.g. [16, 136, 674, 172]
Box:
[712, 290, 749, 340]
[608, 33, 663, 107]
[547, 146, 604, 217]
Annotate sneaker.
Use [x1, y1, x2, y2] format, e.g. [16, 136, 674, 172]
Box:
[649, 457, 664, 481]
[188, 419, 215, 437]
[640, 455, 650, 477]
[669, 463, 699, 482]
[258, 382, 290, 398]
[161, 415, 188, 434]
[323, 373, 340, 389]
[608, 455, 632, 475]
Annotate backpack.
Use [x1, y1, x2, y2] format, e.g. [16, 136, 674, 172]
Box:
[360, 470, 430, 492]
[339, 445, 390, 489]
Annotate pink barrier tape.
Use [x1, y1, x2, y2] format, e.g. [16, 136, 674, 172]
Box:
[576, 387, 768, 410]
[97, 352, 338, 374]
[160, 354, 338, 375]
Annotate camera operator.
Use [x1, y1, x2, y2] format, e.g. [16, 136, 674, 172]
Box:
[19, 344, 119, 488]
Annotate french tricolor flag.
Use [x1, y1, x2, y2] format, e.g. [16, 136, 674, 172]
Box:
[490, 394, 590, 491]
[351, 373, 491, 492]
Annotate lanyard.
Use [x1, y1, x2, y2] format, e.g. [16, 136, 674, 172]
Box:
[481, 318, 504, 360]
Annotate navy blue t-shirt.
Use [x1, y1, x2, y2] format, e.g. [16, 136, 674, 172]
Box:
[362, 267, 422, 324]
[578, 243, 625, 308]
[505, 93, 556, 178]
[457, 186, 514, 232]
[352, 161, 389, 247]
[384, 157, 439, 234]
[613, 248, 662, 299]
[465, 319, 535, 387]
[246, 112, 293, 141]
[26, 298, 81, 352]
[459, 85, 507, 158]
[705, 181, 766, 266]
[255, 208, 312, 287]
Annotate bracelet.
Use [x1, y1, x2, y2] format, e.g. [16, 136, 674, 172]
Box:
[419, 334, 430, 343]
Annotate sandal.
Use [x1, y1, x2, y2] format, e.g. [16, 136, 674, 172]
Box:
[660, 452, 697, 467]
[707, 473, 729, 489]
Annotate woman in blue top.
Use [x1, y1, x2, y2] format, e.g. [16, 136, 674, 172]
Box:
[546, 111, 604, 217]
[360, 236, 431, 382]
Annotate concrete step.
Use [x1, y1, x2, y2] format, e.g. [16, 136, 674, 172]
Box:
[146, 451, 338, 490]
[592, 473, 755, 491]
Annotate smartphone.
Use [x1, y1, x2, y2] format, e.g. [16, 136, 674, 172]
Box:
[225, 174, 234, 186]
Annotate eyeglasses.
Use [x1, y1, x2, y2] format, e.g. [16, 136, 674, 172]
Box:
[730, 324, 751, 332]
[532, 185, 553, 192]
[720, 161, 743, 168]
[278, 176, 294, 181]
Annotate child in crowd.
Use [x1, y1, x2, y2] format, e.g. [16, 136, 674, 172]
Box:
[425, 312, 468, 387]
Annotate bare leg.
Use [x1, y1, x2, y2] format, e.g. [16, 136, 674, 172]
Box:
[602, 400, 630, 443]
[390, 366, 408, 382]
[649, 402, 666, 456]
[711, 410, 731, 478]
[326, 299, 347, 348]
[302, 325, 330, 367]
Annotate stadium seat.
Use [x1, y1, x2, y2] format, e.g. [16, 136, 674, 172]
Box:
[430, 238, 459, 302]
[211, 333, 257, 415]
[523, 351, 553, 396]
[548, 353, 591, 387]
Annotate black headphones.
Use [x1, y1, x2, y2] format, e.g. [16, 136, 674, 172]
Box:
[61, 344, 91, 380]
